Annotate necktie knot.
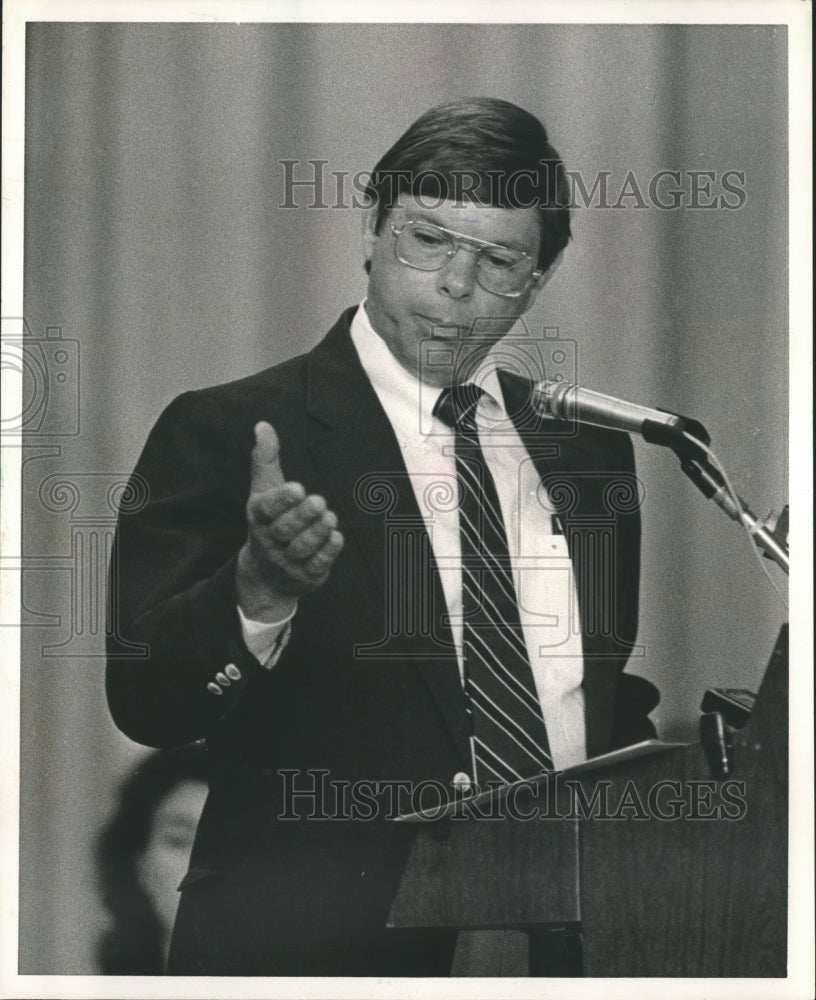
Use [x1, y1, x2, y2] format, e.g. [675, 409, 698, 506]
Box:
[433, 384, 484, 432]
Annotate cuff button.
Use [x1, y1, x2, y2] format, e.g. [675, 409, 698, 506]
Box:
[225, 663, 241, 681]
[215, 672, 231, 687]
[207, 682, 223, 696]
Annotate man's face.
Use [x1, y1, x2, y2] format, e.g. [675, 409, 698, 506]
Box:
[363, 195, 548, 387]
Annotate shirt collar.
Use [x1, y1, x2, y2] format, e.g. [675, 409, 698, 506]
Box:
[350, 300, 442, 430]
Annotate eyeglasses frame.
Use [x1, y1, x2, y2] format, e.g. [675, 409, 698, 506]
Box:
[389, 220, 543, 299]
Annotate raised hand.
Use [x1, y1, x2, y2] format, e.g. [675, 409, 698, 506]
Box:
[236, 422, 344, 621]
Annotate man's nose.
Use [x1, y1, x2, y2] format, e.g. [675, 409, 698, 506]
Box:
[436, 245, 478, 298]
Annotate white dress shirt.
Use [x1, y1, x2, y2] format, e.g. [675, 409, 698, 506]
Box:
[241, 302, 586, 769]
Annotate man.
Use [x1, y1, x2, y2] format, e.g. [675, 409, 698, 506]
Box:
[106, 97, 656, 976]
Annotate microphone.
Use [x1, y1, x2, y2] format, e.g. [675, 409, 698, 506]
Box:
[531, 379, 710, 448]
[528, 377, 789, 575]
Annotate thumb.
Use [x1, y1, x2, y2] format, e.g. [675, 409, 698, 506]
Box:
[250, 421, 284, 493]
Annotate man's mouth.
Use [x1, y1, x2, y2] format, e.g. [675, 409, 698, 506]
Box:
[417, 314, 464, 334]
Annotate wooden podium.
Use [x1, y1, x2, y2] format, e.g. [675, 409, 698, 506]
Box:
[388, 626, 788, 976]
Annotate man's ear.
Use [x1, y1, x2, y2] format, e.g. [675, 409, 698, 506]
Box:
[520, 251, 564, 313]
[361, 203, 379, 265]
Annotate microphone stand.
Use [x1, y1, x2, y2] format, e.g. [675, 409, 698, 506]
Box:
[641, 416, 790, 576]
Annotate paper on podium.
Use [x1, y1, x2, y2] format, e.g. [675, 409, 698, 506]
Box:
[396, 739, 687, 822]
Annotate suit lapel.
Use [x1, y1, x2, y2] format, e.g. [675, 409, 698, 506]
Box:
[303, 310, 472, 766]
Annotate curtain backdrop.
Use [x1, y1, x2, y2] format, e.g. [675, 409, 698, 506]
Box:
[21, 22, 788, 973]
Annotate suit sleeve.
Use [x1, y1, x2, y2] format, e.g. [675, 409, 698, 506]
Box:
[106, 390, 272, 748]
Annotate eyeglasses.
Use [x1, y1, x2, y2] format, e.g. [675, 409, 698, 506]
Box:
[390, 220, 542, 298]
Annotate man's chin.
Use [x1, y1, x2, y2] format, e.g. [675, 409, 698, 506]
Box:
[415, 341, 496, 388]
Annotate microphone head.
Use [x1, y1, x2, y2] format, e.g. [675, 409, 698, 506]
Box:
[532, 379, 577, 421]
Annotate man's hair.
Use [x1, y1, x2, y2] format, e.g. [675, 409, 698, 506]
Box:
[364, 97, 571, 274]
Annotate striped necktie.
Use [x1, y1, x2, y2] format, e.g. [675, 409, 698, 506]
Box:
[434, 384, 553, 786]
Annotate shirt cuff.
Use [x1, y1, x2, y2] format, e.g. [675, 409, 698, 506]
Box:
[237, 601, 297, 668]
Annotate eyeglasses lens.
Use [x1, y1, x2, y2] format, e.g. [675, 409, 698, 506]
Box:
[394, 223, 533, 296]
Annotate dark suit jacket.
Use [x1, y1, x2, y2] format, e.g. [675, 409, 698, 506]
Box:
[106, 307, 656, 975]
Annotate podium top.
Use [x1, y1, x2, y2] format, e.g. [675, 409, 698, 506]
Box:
[396, 739, 686, 822]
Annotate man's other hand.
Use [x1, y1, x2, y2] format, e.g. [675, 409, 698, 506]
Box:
[236, 421, 344, 621]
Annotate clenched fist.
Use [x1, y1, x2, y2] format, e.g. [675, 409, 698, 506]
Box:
[236, 422, 344, 622]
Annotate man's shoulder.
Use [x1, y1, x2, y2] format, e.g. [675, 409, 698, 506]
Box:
[173, 306, 358, 416]
[196, 351, 309, 408]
